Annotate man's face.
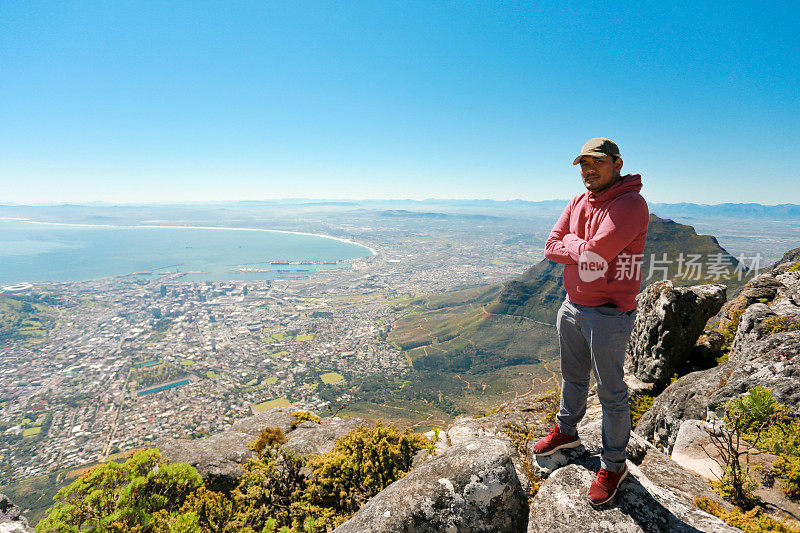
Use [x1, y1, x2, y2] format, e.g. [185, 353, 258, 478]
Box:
[579, 155, 623, 195]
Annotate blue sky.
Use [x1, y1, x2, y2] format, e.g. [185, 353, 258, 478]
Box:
[2, 1, 798, 204]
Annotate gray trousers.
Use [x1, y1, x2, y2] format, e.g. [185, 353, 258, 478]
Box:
[555, 299, 635, 472]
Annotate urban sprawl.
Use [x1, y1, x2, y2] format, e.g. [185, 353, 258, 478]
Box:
[1, 232, 535, 484]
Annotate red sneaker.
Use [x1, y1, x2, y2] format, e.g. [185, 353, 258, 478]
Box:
[532, 426, 581, 456]
[587, 466, 628, 505]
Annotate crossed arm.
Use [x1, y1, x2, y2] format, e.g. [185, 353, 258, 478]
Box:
[544, 202, 578, 264]
[544, 196, 649, 265]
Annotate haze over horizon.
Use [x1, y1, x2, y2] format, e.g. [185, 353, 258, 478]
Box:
[2, 198, 800, 209]
[3, 2, 798, 205]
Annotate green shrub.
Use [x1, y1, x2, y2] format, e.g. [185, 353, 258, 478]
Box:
[425, 427, 442, 455]
[708, 389, 784, 508]
[711, 467, 759, 508]
[752, 417, 800, 500]
[534, 388, 559, 426]
[230, 450, 337, 532]
[291, 411, 320, 429]
[721, 308, 745, 352]
[205, 422, 427, 532]
[751, 418, 800, 457]
[39, 423, 431, 533]
[695, 497, 800, 533]
[170, 486, 238, 533]
[505, 420, 541, 497]
[762, 314, 800, 335]
[720, 388, 800, 501]
[37, 449, 203, 533]
[305, 421, 428, 515]
[788, 262, 800, 272]
[630, 394, 655, 428]
[774, 455, 800, 499]
[727, 386, 784, 434]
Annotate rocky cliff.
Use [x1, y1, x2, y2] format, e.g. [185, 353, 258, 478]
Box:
[0, 493, 34, 533]
[637, 255, 800, 454]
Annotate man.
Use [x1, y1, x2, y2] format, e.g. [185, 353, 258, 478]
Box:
[532, 138, 649, 505]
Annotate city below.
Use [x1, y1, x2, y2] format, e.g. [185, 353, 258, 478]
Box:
[0, 216, 535, 485]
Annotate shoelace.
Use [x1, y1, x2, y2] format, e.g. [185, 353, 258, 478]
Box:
[596, 469, 612, 485]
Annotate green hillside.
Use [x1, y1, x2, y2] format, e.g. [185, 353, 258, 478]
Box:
[0, 294, 54, 345]
[389, 281, 559, 371]
[391, 304, 557, 373]
[396, 283, 502, 312]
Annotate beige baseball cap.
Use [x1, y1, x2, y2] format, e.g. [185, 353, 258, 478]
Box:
[573, 138, 621, 165]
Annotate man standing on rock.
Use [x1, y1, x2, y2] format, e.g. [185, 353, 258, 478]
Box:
[532, 138, 649, 505]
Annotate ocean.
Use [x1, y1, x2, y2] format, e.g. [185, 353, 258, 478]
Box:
[0, 219, 373, 285]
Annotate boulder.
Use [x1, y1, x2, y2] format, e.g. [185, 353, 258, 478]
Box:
[441, 394, 559, 493]
[717, 274, 783, 332]
[635, 363, 730, 453]
[446, 411, 547, 449]
[776, 268, 800, 307]
[771, 247, 800, 269]
[527, 462, 742, 533]
[638, 446, 730, 509]
[726, 303, 775, 351]
[709, 331, 800, 414]
[282, 416, 365, 456]
[333, 437, 528, 533]
[625, 281, 727, 392]
[707, 274, 800, 412]
[156, 430, 255, 492]
[637, 266, 800, 453]
[0, 494, 35, 533]
[670, 419, 723, 481]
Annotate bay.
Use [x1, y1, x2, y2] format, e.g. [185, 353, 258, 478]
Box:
[0, 219, 373, 285]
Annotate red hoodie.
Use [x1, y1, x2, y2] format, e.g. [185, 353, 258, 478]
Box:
[544, 174, 649, 312]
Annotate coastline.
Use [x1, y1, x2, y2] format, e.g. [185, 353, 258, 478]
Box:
[0, 217, 377, 257]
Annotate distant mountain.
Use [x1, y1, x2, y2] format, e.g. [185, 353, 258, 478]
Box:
[378, 210, 502, 220]
[650, 202, 800, 220]
[3, 201, 797, 229]
[389, 214, 744, 374]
